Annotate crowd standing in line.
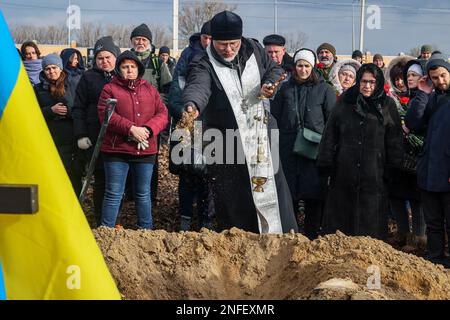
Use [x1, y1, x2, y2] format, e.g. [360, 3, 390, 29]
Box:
[21, 12, 450, 268]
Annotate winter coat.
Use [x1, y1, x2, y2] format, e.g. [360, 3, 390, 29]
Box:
[329, 59, 361, 95]
[23, 59, 42, 86]
[131, 48, 172, 104]
[60, 48, 85, 85]
[317, 64, 404, 240]
[183, 37, 284, 132]
[98, 50, 168, 156]
[387, 59, 427, 201]
[34, 71, 77, 168]
[405, 89, 450, 193]
[72, 66, 116, 144]
[182, 37, 298, 234]
[386, 88, 423, 201]
[271, 72, 337, 200]
[168, 33, 205, 122]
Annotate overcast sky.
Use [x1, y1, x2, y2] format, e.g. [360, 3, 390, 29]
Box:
[1, 0, 450, 55]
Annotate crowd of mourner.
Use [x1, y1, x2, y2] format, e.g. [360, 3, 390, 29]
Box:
[20, 11, 450, 268]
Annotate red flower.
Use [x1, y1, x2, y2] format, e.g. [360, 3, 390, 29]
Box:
[317, 63, 325, 69]
[384, 83, 390, 93]
[399, 96, 410, 105]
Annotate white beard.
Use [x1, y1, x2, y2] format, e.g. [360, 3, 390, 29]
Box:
[321, 58, 333, 67]
[224, 52, 238, 62]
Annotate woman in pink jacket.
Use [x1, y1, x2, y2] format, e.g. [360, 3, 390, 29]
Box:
[98, 50, 168, 229]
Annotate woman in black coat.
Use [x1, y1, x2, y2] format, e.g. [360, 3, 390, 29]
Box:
[317, 63, 404, 240]
[387, 59, 427, 246]
[271, 48, 337, 239]
[34, 54, 81, 195]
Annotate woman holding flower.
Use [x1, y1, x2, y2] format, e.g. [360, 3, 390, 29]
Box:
[387, 59, 427, 249]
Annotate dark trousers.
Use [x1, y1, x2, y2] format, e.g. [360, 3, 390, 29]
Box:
[304, 199, 324, 240]
[178, 172, 209, 220]
[151, 136, 161, 202]
[58, 145, 82, 197]
[421, 190, 450, 260]
[92, 165, 106, 226]
[390, 198, 426, 236]
[293, 198, 323, 239]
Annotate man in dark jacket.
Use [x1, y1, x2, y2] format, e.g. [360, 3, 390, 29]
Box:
[130, 23, 172, 202]
[158, 46, 177, 76]
[405, 53, 450, 268]
[316, 42, 337, 84]
[169, 21, 212, 122]
[263, 34, 294, 74]
[168, 20, 213, 231]
[182, 11, 298, 234]
[72, 36, 120, 225]
[130, 23, 172, 103]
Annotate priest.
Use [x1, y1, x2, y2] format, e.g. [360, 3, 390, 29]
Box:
[182, 11, 298, 234]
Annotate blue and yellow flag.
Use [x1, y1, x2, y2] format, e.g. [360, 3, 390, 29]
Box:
[0, 11, 120, 300]
[0, 260, 6, 300]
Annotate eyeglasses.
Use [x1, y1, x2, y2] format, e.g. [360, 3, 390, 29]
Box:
[360, 79, 377, 86]
[215, 40, 241, 50]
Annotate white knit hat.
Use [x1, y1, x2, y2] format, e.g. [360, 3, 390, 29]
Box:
[294, 49, 316, 68]
[407, 64, 423, 77]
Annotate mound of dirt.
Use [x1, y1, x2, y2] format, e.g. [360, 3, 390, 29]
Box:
[94, 227, 450, 300]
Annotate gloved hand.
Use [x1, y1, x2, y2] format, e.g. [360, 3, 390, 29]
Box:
[137, 140, 149, 151]
[77, 137, 92, 150]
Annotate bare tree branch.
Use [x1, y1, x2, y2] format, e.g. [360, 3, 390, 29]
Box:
[179, 0, 237, 47]
[10, 22, 171, 49]
[284, 31, 309, 54]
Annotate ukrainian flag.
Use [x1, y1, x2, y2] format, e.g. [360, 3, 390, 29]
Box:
[0, 12, 120, 299]
[0, 260, 6, 300]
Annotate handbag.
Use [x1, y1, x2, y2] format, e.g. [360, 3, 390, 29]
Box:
[292, 86, 322, 160]
[293, 127, 322, 160]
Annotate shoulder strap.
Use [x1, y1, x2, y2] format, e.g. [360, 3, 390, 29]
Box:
[294, 86, 304, 129]
[151, 56, 161, 77]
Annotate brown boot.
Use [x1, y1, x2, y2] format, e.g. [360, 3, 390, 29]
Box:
[387, 231, 408, 247]
[413, 235, 427, 251]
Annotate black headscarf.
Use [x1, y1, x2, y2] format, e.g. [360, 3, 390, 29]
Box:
[344, 63, 386, 123]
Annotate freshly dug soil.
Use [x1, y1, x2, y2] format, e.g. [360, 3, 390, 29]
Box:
[94, 227, 450, 300]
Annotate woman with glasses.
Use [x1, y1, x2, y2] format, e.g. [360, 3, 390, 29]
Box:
[330, 59, 361, 97]
[317, 63, 404, 240]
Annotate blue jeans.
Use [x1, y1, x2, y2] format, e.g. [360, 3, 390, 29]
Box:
[102, 161, 154, 229]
